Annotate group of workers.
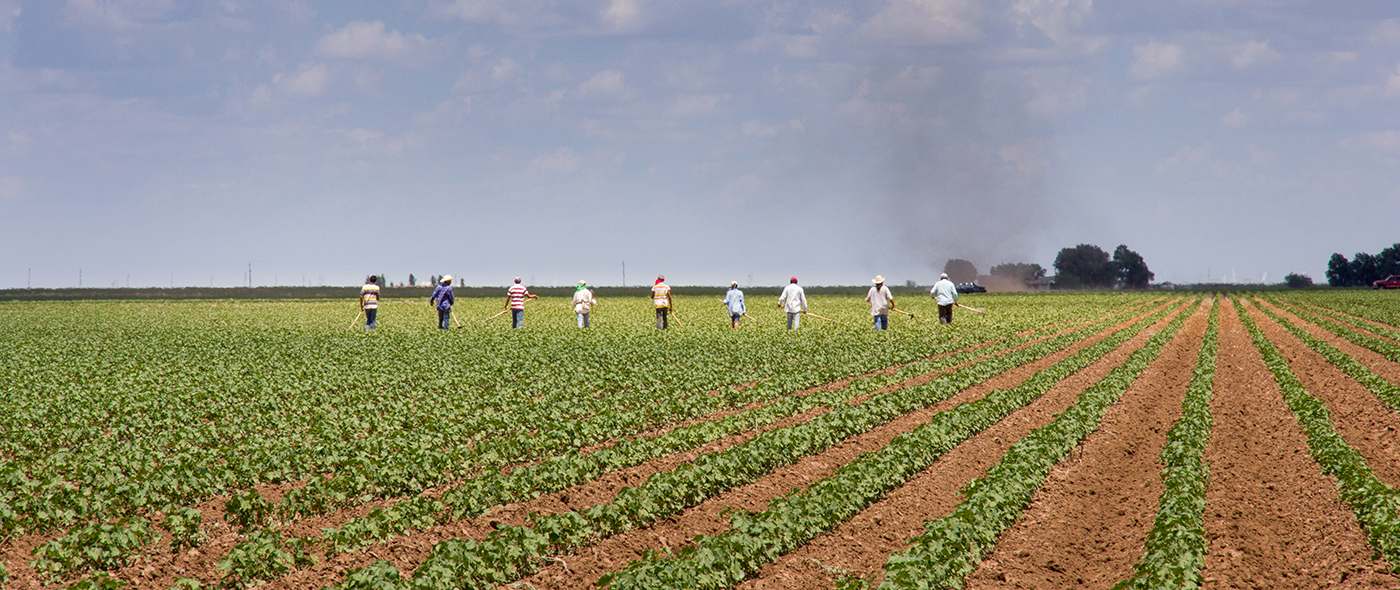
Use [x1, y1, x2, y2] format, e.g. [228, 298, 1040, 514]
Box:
[356, 272, 962, 331]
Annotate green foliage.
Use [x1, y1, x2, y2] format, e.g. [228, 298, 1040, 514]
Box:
[170, 578, 204, 590]
[1053, 244, 1117, 289]
[988, 263, 1045, 282]
[1119, 301, 1218, 589]
[216, 528, 315, 589]
[1326, 244, 1400, 286]
[30, 518, 160, 581]
[879, 300, 1196, 590]
[1284, 273, 1313, 289]
[942, 259, 978, 284]
[1234, 299, 1400, 572]
[67, 573, 128, 589]
[162, 506, 206, 552]
[223, 491, 272, 532]
[1113, 245, 1154, 289]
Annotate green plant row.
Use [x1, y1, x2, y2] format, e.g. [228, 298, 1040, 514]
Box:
[215, 312, 1098, 587]
[1290, 292, 1400, 334]
[1234, 299, 1400, 571]
[596, 301, 1191, 590]
[1249, 299, 1400, 413]
[1288, 298, 1400, 344]
[878, 300, 1197, 590]
[1115, 300, 1219, 589]
[1271, 298, 1400, 364]
[324, 302, 1179, 590]
[312, 319, 1067, 557]
[30, 518, 160, 583]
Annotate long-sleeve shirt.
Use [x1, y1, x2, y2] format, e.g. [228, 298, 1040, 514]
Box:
[778, 284, 807, 313]
[573, 289, 596, 314]
[723, 288, 745, 315]
[430, 285, 455, 310]
[931, 279, 959, 306]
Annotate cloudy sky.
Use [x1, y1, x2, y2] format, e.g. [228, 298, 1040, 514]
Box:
[3, 0, 1399, 289]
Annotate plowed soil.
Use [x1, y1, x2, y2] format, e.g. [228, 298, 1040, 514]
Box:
[1199, 300, 1395, 589]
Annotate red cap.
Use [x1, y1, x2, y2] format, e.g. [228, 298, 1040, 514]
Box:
[790, 277, 798, 282]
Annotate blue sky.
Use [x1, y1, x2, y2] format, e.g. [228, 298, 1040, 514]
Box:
[3, 0, 1399, 288]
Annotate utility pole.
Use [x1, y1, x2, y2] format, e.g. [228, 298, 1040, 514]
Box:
[28, 268, 31, 289]
[79, 268, 82, 288]
[622, 261, 626, 287]
[248, 263, 252, 288]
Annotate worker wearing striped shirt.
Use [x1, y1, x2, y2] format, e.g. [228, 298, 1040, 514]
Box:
[505, 277, 538, 329]
[360, 276, 380, 330]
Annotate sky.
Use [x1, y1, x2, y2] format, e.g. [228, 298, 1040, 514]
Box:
[3, 0, 1400, 289]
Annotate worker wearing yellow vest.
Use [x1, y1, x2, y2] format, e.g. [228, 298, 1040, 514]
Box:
[652, 275, 673, 329]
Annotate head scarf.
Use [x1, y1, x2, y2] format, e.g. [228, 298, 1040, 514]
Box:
[575, 281, 588, 292]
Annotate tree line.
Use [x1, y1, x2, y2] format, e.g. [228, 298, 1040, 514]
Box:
[1326, 244, 1400, 286]
[940, 243, 1154, 290]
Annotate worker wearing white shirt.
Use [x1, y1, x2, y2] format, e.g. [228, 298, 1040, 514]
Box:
[931, 273, 959, 325]
[778, 276, 808, 330]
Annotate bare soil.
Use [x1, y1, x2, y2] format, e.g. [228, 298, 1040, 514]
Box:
[1198, 300, 1395, 589]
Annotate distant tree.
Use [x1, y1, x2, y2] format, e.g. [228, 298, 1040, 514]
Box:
[1053, 244, 1116, 289]
[1113, 245, 1154, 289]
[1284, 273, 1313, 289]
[409, 274, 417, 286]
[943, 259, 979, 283]
[989, 262, 1047, 282]
[1351, 253, 1381, 286]
[1327, 253, 1353, 286]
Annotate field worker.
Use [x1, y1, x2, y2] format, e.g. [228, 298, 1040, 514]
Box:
[506, 277, 538, 329]
[778, 277, 807, 330]
[866, 275, 895, 330]
[652, 274, 673, 329]
[722, 281, 745, 328]
[573, 280, 596, 328]
[360, 275, 381, 330]
[430, 275, 455, 330]
[931, 272, 958, 325]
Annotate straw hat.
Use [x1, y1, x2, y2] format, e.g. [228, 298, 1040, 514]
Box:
[441, 275, 453, 284]
[873, 275, 885, 284]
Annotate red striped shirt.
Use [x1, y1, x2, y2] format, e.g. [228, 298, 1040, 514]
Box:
[508, 284, 529, 309]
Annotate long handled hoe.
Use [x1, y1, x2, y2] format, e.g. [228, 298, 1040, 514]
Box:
[349, 310, 363, 329]
[802, 311, 837, 324]
[956, 303, 986, 315]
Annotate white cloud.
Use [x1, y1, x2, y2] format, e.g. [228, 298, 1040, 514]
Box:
[668, 94, 729, 117]
[1219, 107, 1246, 128]
[276, 64, 328, 98]
[1346, 130, 1400, 151]
[857, 0, 983, 46]
[1230, 40, 1274, 68]
[492, 57, 519, 83]
[1371, 19, 1400, 45]
[577, 70, 626, 98]
[1388, 63, 1400, 98]
[533, 147, 581, 173]
[315, 21, 440, 63]
[9, 131, 29, 149]
[739, 121, 781, 137]
[1129, 42, 1182, 80]
[999, 140, 1048, 175]
[603, 0, 643, 31]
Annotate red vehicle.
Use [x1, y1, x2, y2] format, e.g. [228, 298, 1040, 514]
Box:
[1374, 275, 1400, 289]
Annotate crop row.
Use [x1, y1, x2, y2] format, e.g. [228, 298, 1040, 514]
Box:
[1250, 299, 1400, 413]
[1, 296, 1129, 546]
[878, 299, 1196, 590]
[597, 301, 1191, 589]
[1234, 299, 1400, 571]
[1117, 299, 1219, 589]
[1271, 297, 1400, 364]
[321, 301, 1179, 590]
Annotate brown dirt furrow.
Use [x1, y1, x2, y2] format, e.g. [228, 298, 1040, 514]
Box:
[1263, 299, 1400, 386]
[515, 303, 1187, 590]
[1199, 300, 1396, 589]
[960, 299, 1211, 589]
[1296, 301, 1400, 345]
[1243, 300, 1400, 488]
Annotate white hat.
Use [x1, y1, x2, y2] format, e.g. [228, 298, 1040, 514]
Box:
[441, 275, 453, 284]
[940, 273, 948, 279]
[873, 275, 885, 284]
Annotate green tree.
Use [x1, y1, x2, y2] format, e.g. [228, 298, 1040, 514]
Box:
[942, 259, 978, 283]
[409, 274, 417, 286]
[1113, 245, 1154, 289]
[1284, 273, 1313, 288]
[989, 262, 1046, 281]
[1052, 244, 1116, 289]
[1326, 253, 1353, 286]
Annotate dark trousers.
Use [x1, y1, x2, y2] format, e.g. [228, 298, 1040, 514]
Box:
[365, 308, 377, 329]
[656, 308, 669, 329]
[438, 308, 451, 329]
[873, 314, 888, 330]
[512, 309, 524, 329]
[939, 304, 953, 324]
